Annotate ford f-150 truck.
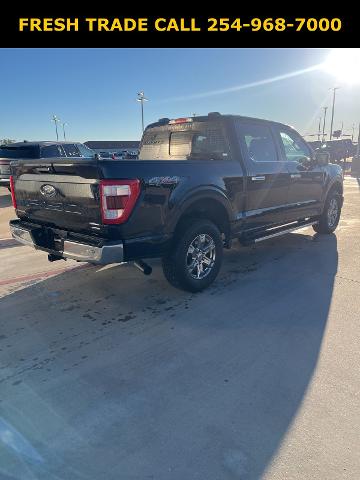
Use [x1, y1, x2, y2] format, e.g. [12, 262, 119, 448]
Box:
[9, 113, 343, 292]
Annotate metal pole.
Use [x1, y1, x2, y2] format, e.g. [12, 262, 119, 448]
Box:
[52, 115, 60, 141]
[62, 123, 67, 141]
[137, 92, 148, 134]
[329, 87, 339, 141]
[318, 117, 322, 141]
[322, 107, 328, 142]
[356, 123, 360, 159]
[141, 102, 144, 133]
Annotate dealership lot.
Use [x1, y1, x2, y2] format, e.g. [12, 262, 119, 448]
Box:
[1, 177, 360, 479]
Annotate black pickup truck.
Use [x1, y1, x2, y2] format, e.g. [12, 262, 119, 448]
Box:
[9, 113, 343, 291]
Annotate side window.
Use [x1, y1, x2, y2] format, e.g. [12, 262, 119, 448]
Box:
[63, 144, 81, 157]
[238, 123, 278, 162]
[41, 145, 65, 158]
[279, 130, 311, 162]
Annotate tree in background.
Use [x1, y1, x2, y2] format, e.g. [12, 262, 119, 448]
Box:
[0, 139, 15, 145]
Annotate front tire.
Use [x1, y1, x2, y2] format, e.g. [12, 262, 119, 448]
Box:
[162, 219, 223, 292]
[313, 190, 342, 234]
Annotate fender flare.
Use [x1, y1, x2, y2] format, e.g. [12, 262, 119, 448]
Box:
[166, 186, 235, 234]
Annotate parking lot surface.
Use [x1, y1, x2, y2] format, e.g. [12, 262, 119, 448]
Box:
[1, 177, 360, 480]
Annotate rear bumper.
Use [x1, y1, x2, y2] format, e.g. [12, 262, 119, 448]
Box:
[10, 221, 124, 264]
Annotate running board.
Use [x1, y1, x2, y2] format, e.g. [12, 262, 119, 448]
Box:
[240, 221, 317, 246]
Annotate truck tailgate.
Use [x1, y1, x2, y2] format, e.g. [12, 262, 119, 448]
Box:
[12, 159, 102, 234]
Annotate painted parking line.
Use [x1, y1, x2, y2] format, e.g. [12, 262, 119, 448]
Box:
[0, 263, 92, 287]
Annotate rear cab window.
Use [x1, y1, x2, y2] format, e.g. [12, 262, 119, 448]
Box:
[139, 119, 232, 161]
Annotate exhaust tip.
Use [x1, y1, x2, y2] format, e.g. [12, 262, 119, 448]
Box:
[133, 260, 152, 276]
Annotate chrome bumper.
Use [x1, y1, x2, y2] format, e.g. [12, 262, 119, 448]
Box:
[10, 224, 124, 264]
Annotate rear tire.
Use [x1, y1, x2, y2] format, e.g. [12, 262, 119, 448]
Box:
[313, 190, 342, 234]
[162, 219, 223, 292]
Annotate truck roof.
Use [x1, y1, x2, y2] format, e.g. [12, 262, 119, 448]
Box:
[146, 113, 292, 130]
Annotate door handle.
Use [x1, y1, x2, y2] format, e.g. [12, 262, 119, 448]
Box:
[251, 176, 266, 182]
[290, 174, 302, 179]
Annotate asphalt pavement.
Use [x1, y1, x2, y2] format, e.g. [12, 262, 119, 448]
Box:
[0, 177, 359, 480]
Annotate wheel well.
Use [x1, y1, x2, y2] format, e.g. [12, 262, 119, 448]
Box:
[174, 198, 231, 243]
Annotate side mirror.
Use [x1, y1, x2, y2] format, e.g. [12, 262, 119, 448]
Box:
[315, 151, 330, 166]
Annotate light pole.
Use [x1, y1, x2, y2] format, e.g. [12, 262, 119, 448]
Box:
[61, 122, 68, 141]
[136, 91, 148, 133]
[329, 87, 340, 141]
[52, 115, 60, 141]
[322, 106, 328, 142]
[317, 117, 322, 141]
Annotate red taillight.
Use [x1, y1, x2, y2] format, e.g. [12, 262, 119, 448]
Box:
[169, 117, 193, 125]
[10, 175, 17, 209]
[100, 180, 140, 224]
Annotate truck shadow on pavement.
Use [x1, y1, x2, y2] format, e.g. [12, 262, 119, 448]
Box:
[0, 231, 338, 480]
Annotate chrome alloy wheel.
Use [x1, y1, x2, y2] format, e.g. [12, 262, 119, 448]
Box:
[327, 197, 339, 227]
[186, 234, 216, 280]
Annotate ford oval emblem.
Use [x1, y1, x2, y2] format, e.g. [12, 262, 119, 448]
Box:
[40, 184, 57, 197]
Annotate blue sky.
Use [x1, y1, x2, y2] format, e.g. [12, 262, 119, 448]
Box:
[0, 48, 359, 142]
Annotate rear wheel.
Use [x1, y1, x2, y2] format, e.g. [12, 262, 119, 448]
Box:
[313, 190, 342, 234]
[162, 219, 223, 292]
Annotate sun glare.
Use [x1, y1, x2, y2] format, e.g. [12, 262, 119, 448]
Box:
[322, 49, 360, 85]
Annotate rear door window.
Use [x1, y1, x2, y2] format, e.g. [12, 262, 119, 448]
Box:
[63, 144, 81, 157]
[237, 123, 278, 162]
